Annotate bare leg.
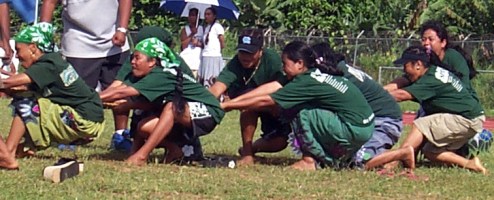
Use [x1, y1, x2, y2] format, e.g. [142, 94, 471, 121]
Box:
[113, 108, 130, 131]
[6, 116, 26, 157]
[425, 151, 487, 174]
[365, 125, 424, 170]
[126, 103, 191, 166]
[290, 155, 317, 171]
[237, 110, 258, 166]
[240, 136, 288, 155]
[365, 146, 415, 170]
[0, 137, 18, 169]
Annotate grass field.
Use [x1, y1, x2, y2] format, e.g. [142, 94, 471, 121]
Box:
[1, 98, 493, 199]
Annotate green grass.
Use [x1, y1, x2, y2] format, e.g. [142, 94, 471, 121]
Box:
[1, 98, 494, 199]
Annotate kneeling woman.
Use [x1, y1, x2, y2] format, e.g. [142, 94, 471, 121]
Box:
[0, 23, 105, 170]
[100, 38, 224, 166]
[365, 46, 486, 174]
[222, 41, 375, 170]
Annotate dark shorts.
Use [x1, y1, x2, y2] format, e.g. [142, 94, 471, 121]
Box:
[259, 111, 291, 139]
[66, 51, 130, 90]
[129, 102, 218, 161]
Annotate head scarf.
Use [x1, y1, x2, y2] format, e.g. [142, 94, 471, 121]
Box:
[14, 22, 57, 53]
[134, 37, 180, 68]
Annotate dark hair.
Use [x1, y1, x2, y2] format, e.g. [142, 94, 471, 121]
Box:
[402, 46, 463, 79]
[172, 67, 186, 115]
[189, 8, 199, 16]
[282, 41, 343, 76]
[204, 7, 217, 45]
[419, 20, 477, 79]
[311, 42, 346, 72]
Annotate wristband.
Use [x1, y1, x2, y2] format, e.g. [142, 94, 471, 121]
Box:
[116, 27, 128, 33]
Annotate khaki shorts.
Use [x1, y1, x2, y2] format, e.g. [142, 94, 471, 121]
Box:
[414, 113, 484, 153]
[12, 97, 105, 149]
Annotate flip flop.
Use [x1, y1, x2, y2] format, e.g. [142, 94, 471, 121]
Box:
[0, 167, 19, 171]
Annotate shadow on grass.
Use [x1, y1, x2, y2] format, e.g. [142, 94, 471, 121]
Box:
[204, 153, 299, 167]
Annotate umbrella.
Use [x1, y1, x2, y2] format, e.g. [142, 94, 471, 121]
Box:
[159, 0, 240, 20]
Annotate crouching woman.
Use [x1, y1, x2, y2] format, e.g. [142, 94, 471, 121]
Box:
[0, 23, 105, 170]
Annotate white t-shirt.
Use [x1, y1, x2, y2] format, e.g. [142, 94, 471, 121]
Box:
[61, 0, 130, 58]
[202, 22, 224, 57]
[180, 25, 204, 70]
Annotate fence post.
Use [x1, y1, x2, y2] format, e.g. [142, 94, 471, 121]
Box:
[378, 66, 383, 84]
[407, 31, 415, 47]
[353, 30, 365, 66]
[462, 33, 472, 48]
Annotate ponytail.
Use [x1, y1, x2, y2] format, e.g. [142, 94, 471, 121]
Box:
[450, 45, 477, 79]
[172, 67, 186, 115]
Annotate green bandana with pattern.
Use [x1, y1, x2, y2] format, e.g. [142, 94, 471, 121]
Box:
[135, 37, 180, 68]
[14, 22, 56, 53]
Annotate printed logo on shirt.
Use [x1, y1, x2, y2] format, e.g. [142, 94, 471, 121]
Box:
[59, 64, 79, 87]
[310, 69, 348, 93]
[187, 102, 212, 119]
[434, 67, 463, 92]
[346, 64, 372, 82]
[163, 68, 197, 83]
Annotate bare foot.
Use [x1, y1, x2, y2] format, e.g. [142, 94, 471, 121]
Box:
[0, 155, 19, 170]
[397, 169, 429, 181]
[126, 154, 147, 166]
[466, 157, 487, 175]
[401, 146, 415, 170]
[290, 156, 317, 171]
[163, 150, 184, 164]
[236, 155, 255, 166]
[383, 161, 400, 170]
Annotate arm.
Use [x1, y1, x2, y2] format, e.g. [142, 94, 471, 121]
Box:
[383, 77, 411, 91]
[112, 0, 132, 46]
[208, 81, 227, 98]
[218, 34, 225, 49]
[222, 95, 275, 112]
[99, 84, 140, 102]
[39, 0, 58, 23]
[389, 89, 413, 102]
[230, 81, 282, 103]
[180, 28, 189, 51]
[1, 73, 32, 88]
[0, 3, 12, 61]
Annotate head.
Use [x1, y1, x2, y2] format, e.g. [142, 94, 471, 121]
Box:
[136, 26, 174, 48]
[311, 42, 346, 70]
[187, 8, 199, 25]
[14, 22, 56, 68]
[419, 20, 448, 57]
[131, 37, 180, 78]
[393, 46, 431, 82]
[204, 7, 217, 24]
[281, 41, 315, 80]
[236, 28, 264, 69]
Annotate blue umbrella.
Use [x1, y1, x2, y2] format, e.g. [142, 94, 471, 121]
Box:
[159, 0, 240, 20]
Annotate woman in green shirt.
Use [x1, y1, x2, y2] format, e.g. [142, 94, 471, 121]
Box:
[0, 23, 105, 170]
[100, 38, 224, 166]
[366, 46, 486, 175]
[222, 41, 374, 170]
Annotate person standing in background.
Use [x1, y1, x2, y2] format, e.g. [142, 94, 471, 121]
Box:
[179, 8, 203, 78]
[198, 7, 225, 88]
[40, 0, 132, 91]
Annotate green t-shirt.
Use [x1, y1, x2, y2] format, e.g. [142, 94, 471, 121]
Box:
[216, 49, 284, 98]
[442, 48, 477, 98]
[403, 65, 484, 119]
[25, 53, 104, 122]
[123, 66, 224, 124]
[116, 52, 194, 81]
[337, 61, 402, 119]
[270, 68, 375, 127]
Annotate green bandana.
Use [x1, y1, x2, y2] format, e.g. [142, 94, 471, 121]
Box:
[135, 37, 180, 68]
[14, 22, 56, 53]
